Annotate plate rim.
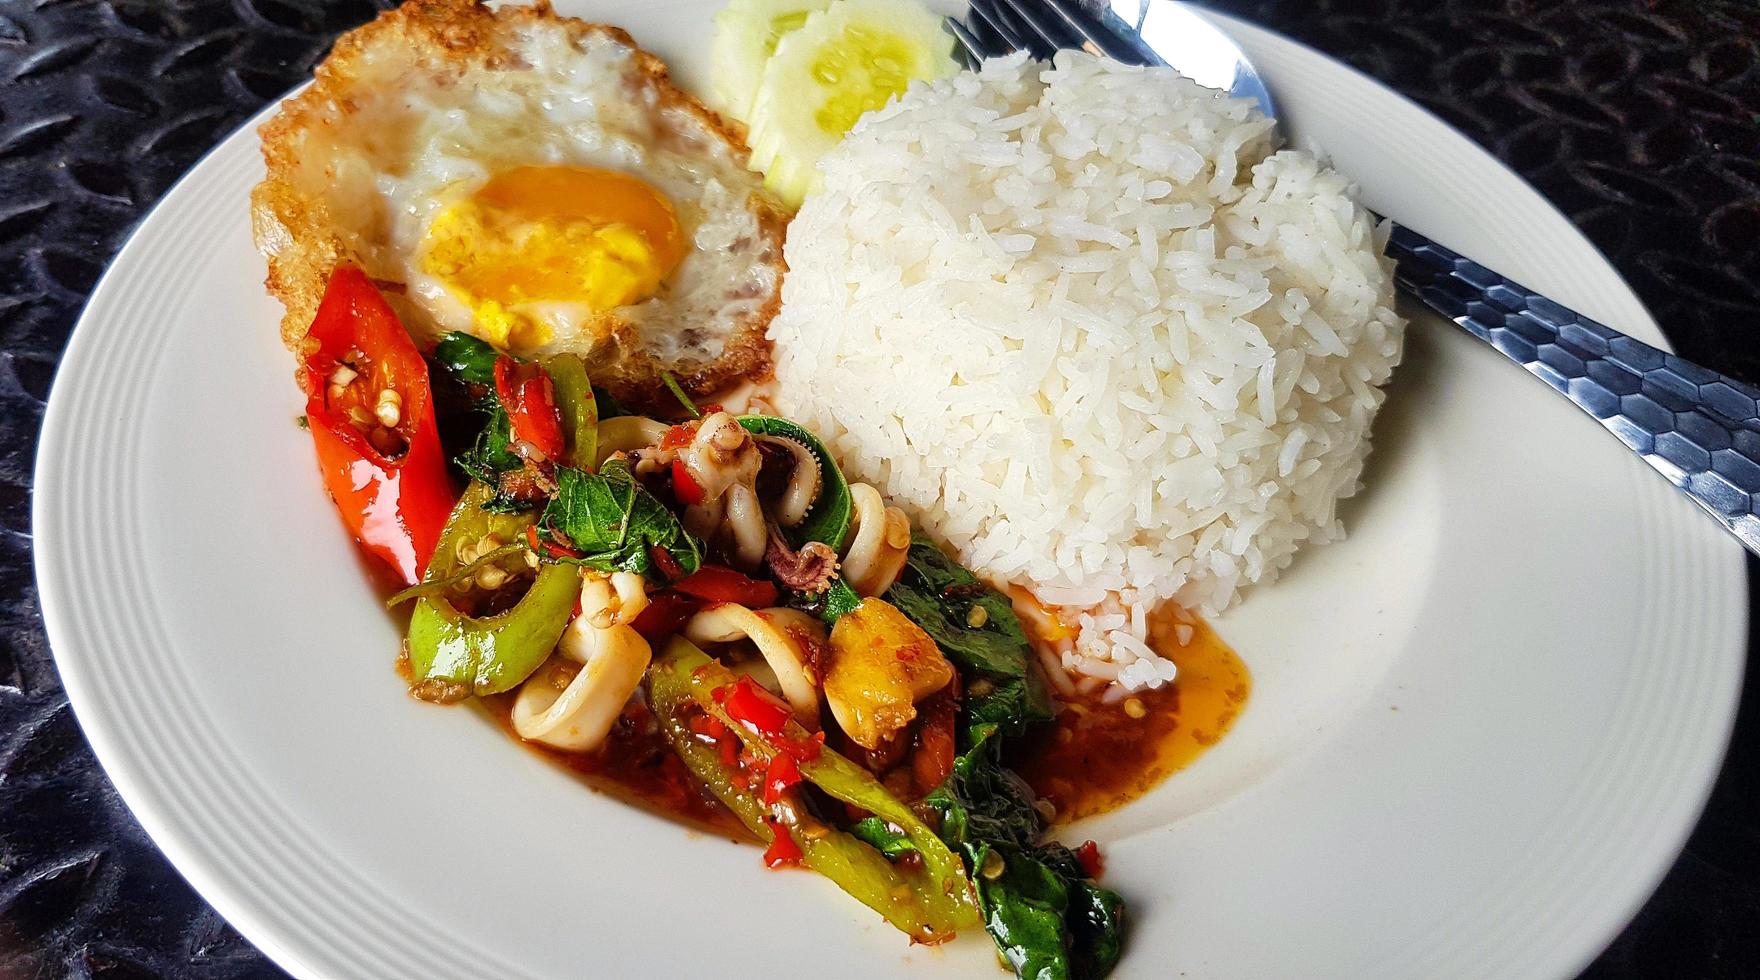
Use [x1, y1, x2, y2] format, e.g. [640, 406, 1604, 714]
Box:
[32, 4, 1748, 978]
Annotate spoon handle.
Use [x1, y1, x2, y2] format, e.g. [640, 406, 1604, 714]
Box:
[1386, 223, 1760, 555]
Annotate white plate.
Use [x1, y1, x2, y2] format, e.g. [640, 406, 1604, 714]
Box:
[34, 2, 1746, 978]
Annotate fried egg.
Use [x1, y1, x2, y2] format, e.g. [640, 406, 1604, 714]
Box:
[252, 0, 786, 403]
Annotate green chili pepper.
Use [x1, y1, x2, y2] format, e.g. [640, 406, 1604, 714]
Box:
[406, 482, 581, 696]
[650, 640, 980, 941]
[543, 355, 597, 470]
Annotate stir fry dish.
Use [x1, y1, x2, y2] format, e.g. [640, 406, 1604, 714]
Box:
[292, 262, 1254, 978]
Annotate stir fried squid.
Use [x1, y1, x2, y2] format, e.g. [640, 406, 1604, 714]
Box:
[351, 328, 1126, 979]
[511, 571, 651, 751]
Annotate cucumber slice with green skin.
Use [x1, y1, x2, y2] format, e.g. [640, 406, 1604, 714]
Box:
[710, 0, 833, 124]
[745, 0, 958, 205]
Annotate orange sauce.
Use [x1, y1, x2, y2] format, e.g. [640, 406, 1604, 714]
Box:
[480, 688, 746, 839]
[471, 606, 1246, 835]
[1011, 608, 1250, 823]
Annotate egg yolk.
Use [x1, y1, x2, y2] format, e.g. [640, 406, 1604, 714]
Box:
[420, 166, 686, 350]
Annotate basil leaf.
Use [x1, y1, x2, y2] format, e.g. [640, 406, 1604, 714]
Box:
[930, 727, 1125, 980]
[897, 537, 1122, 979]
[971, 841, 1125, 980]
[452, 405, 535, 513]
[787, 576, 864, 626]
[542, 460, 702, 578]
[433, 331, 500, 388]
[848, 817, 918, 859]
[737, 416, 852, 551]
[887, 534, 1051, 733]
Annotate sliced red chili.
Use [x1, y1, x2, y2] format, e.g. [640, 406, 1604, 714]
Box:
[1075, 840, 1104, 879]
[493, 356, 565, 460]
[778, 730, 826, 763]
[722, 675, 792, 739]
[763, 818, 803, 869]
[629, 590, 702, 640]
[300, 265, 455, 586]
[649, 544, 686, 582]
[671, 459, 706, 506]
[524, 524, 582, 561]
[762, 752, 804, 805]
[673, 565, 780, 608]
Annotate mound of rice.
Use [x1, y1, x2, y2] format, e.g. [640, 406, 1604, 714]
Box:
[769, 52, 1404, 693]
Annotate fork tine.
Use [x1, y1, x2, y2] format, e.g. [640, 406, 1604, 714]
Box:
[988, 0, 1087, 58]
[950, 15, 992, 66]
[967, 0, 1043, 59]
[944, 17, 986, 68]
[1028, 0, 1166, 67]
[962, 6, 1017, 58]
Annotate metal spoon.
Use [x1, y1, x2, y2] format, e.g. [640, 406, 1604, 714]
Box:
[949, 0, 1760, 557]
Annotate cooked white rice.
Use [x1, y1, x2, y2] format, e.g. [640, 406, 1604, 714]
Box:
[769, 52, 1404, 693]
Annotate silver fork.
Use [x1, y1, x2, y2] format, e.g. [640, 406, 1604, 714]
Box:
[949, 0, 1760, 556]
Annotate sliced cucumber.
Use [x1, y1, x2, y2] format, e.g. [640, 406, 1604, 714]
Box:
[745, 0, 957, 205]
[710, 0, 833, 124]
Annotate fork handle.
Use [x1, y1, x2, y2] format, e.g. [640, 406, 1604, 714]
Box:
[1386, 223, 1760, 554]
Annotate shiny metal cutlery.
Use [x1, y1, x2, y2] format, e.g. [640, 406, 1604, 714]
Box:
[949, 0, 1760, 556]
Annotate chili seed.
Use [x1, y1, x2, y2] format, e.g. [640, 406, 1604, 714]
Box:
[1034, 798, 1058, 823]
[346, 407, 373, 429]
[1123, 697, 1147, 719]
[980, 850, 1006, 880]
[328, 365, 358, 388]
[374, 389, 401, 428]
[966, 604, 989, 629]
[476, 566, 508, 590]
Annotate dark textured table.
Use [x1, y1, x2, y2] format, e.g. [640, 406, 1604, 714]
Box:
[1, 0, 1755, 976]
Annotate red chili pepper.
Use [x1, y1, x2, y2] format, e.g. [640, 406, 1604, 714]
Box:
[1075, 840, 1104, 879]
[673, 565, 780, 608]
[629, 590, 702, 640]
[649, 545, 686, 582]
[762, 752, 804, 805]
[688, 712, 730, 743]
[301, 265, 455, 586]
[671, 459, 706, 506]
[722, 675, 792, 738]
[493, 356, 565, 460]
[763, 818, 803, 869]
[524, 524, 582, 561]
[777, 730, 826, 763]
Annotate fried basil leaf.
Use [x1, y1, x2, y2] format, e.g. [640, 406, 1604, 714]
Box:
[432, 331, 500, 387]
[887, 535, 1052, 734]
[896, 537, 1123, 979]
[541, 460, 702, 578]
[930, 727, 1125, 980]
